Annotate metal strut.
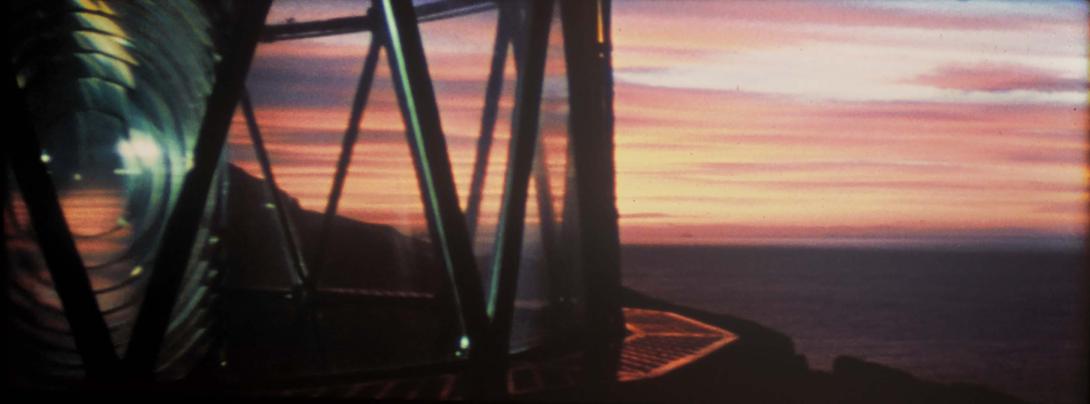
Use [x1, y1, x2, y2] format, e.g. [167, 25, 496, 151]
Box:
[485, 0, 554, 361]
[375, 0, 491, 394]
[261, 0, 496, 42]
[239, 89, 310, 288]
[464, 4, 515, 241]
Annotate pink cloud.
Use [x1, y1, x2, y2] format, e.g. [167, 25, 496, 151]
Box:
[235, 2, 1087, 247]
[907, 63, 1087, 93]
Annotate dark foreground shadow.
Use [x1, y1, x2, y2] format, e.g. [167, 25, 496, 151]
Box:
[602, 288, 1031, 404]
[215, 166, 1035, 402]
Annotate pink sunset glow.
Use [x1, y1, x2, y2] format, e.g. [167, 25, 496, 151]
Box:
[232, 0, 1088, 248]
[908, 63, 1087, 93]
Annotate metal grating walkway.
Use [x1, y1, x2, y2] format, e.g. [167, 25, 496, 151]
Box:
[617, 308, 738, 382]
[262, 307, 738, 398]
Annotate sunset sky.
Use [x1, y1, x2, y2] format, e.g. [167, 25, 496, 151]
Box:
[232, 0, 1088, 248]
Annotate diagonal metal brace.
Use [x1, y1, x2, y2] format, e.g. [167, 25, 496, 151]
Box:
[3, 62, 121, 380]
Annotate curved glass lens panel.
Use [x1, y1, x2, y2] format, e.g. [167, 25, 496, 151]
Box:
[5, 0, 222, 379]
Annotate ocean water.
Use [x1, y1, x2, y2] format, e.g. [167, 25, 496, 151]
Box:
[621, 245, 1087, 404]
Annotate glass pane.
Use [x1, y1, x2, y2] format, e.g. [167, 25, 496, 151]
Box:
[233, 30, 369, 214]
[219, 4, 468, 376]
[221, 114, 298, 291]
[509, 1, 583, 352]
[418, 7, 515, 293]
[417, 0, 585, 353]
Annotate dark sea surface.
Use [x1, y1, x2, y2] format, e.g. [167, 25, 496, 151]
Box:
[621, 245, 1087, 404]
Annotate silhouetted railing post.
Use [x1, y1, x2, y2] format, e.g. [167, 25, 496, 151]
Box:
[561, 0, 624, 397]
[240, 89, 310, 289]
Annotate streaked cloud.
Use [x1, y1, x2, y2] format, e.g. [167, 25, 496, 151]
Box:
[908, 63, 1087, 93]
[231, 0, 1087, 248]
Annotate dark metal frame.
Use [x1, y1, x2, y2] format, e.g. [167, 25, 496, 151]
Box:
[239, 90, 310, 289]
[260, 0, 496, 42]
[4, 55, 120, 380]
[3, 0, 620, 398]
[485, 0, 554, 362]
[464, 2, 516, 240]
[375, 0, 491, 366]
[561, 0, 625, 393]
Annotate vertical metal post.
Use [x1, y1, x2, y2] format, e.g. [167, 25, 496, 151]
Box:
[374, 0, 490, 392]
[239, 89, 309, 288]
[559, 125, 582, 313]
[464, 5, 513, 240]
[485, 0, 553, 359]
[124, 0, 272, 377]
[313, 35, 383, 285]
[532, 146, 564, 306]
[560, 0, 623, 394]
[4, 63, 120, 379]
